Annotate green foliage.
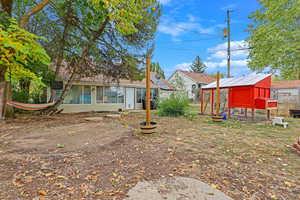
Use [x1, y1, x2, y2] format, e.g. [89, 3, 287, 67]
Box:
[170, 73, 187, 92]
[190, 56, 206, 73]
[89, 0, 158, 35]
[158, 93, 190, 117]
[151, 62, 165, 79]
[0, 16, 51, 81]
[247, 0, 300, 79]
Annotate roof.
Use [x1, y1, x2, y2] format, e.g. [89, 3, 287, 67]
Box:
[202, 74, 271, 89]
[150, 72, 174, 90]
[54, 66, 173, 89]
[271, 80, 300, 89]
[178, 70, 216, 84]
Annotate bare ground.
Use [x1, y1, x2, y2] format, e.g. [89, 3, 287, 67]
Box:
[0, 111, 299, 200]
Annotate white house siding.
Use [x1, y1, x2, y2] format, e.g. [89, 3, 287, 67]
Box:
[271, 88, 300, 104]
[169, 71, 196, 99]
[48, 82, 162, 113]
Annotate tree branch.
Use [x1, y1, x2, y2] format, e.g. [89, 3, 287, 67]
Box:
[19, 0, 51, 28]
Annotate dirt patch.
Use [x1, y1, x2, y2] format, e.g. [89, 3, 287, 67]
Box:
[0, 112, 300, 200]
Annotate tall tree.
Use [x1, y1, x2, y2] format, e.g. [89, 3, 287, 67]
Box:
[190, 56, 206, 73]
[247, 0, 300, 80]
[151, 62, 165, 79]
[43, 0, 161, 112]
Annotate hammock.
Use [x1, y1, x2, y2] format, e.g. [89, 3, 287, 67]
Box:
[6, 101, 55, 111]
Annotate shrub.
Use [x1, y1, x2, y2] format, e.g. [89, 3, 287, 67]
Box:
[157, 93, 190, 117]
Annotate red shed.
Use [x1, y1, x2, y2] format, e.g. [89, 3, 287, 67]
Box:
[201, 74, 278, 119]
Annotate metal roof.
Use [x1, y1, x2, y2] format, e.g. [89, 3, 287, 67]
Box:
[202, 74, 271, 89]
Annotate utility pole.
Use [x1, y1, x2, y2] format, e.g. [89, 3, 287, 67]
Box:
[226, 10, 232, 78]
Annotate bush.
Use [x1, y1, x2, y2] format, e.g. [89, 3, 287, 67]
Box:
[157, 93, 190, 117]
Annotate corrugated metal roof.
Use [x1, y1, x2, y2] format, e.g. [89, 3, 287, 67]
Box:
[202, 74, 271, 89]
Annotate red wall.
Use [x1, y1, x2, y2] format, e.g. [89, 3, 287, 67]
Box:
[228, 76, 272, 109]
[229, 86, 254, 108]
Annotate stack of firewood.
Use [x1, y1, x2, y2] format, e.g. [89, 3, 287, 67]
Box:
[293, 138, 300, 156]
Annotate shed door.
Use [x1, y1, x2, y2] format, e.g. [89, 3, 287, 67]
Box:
[125, 88, 135, 110]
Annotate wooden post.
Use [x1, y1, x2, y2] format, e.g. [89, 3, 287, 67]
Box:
[267, 109, 271, 120]
[251, 109, 255, 121]
[200, 89, 204, 114]
[146, 56, 151, 125]
[210, 89, 214, 115]
[245, 108, 248, 119]
[216, 72, 220, 115]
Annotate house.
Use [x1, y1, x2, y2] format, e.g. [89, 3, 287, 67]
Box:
[168, 70, 216, 100]
[49, 71, 174, 113]
[271, 80, 300, 105]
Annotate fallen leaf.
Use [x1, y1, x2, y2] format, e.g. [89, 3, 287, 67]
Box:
[38, 190, 47, 196]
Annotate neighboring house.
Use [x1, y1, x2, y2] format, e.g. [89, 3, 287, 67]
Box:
[48, 70, 174, 113]
[168, 70, 216, 100]
[271, 80, 300, 105]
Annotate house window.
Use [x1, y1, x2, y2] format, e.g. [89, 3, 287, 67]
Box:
[136, 88, 157, 103]
[104, 87, 124, 104]
[64, 85, 91, 104]
[96, 86, 103, 103]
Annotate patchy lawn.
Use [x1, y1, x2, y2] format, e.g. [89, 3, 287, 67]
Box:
[0, 110, 299, 200]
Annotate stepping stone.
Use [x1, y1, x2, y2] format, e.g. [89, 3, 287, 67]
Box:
[84, 117, 103, 121]
[125, 176, 232, 200]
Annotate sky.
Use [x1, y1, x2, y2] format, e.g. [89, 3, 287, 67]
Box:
[154, 0, 261, 78]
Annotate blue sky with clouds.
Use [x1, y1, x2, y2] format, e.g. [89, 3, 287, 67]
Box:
[154, 0, 260, 78]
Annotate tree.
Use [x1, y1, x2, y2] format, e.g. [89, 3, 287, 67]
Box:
[247, 0, 300, 79]
[190, 56, 206, 73]
[151, 62, 165, 79]
[42, 0, 161, 112]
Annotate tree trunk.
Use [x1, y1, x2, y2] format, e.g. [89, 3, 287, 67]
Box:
[46, 69, 76, 115]
[0, 81, 14, 120]
[0, 66, 7, 82]
[0, 0, 13, 16]
[19, 0, 51, 29]
[19, 79, 31, 102]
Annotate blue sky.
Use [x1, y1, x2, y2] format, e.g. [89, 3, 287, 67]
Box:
[154, 0, 260, 78]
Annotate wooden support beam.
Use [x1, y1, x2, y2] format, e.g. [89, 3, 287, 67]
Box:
[267, 109, 271, 120]
[251, 109, 255, 121]
[200, 89, 204, 114]
[146, 56, 151, 125]
[210, 89, 214, 115]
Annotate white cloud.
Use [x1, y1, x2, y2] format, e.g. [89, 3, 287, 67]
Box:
[158, 15, 215, 37]
[205, 59, 248, 69]
[174, 62, 192, 71]
[207, 40, 249, 60]
[158, 0, 171, 5]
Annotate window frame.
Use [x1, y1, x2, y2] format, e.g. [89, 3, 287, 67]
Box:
[63, 85, 92, 105]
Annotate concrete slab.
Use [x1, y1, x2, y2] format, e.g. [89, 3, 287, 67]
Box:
[125, 176, 232, 200]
